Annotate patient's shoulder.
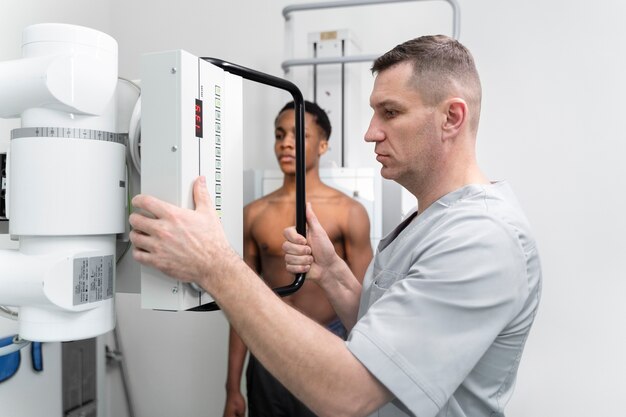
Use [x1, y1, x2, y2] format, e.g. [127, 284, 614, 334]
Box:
[245, 189, 294, 223]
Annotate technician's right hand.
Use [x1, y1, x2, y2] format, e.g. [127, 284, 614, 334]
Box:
[223, 390, 246, 417]
[129, 176, 237, 293]
[282, 202, 342, 285]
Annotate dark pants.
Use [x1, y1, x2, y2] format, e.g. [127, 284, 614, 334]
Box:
[246, 318, 347, 417]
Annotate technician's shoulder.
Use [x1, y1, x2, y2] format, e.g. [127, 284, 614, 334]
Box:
[472, 182, 536, 249]
[430, 183, 541, 289]
[442, 191, 529, 249]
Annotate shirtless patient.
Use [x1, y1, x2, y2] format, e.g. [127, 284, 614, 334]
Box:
[223, 101, 373, 417]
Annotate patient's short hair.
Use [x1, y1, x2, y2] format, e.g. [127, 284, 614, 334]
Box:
[278, 100, 332, 141]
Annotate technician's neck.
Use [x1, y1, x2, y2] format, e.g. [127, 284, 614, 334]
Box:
[413, 163, 489, 216]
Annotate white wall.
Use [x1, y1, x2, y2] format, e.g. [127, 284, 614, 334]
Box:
[1, 0, 624, 416]
[464, 2, 626, 415]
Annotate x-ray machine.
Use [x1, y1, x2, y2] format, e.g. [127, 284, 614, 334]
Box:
[0, 23, 307, 350]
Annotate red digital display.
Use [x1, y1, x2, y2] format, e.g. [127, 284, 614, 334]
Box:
[195, 99, 203, 138]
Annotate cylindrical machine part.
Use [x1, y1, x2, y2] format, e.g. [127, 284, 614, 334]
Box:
[9, 136, 126, 236]
[0, 23, 118, 118]
[0, 250, 54, 306]
[22, 23, 118, 58]
[19, 300, 115, 342]
[0, 235, 117, 341]
[20, 94, 118, 131]
[0, 23, 123, 342]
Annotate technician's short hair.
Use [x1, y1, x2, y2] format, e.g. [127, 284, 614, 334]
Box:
[372, 35, 482, 131]
[277, 100, 332, 141]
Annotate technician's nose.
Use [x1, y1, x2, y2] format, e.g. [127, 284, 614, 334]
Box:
[364, 118, 385, 143]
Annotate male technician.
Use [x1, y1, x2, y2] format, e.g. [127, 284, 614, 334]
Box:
[129, 35, 542, 416]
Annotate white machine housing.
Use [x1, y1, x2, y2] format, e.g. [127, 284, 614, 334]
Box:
[0, 23, 124, 341]
[140, 50, 243, 311]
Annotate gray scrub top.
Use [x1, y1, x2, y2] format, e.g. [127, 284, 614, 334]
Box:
[346, 182, 542, 417]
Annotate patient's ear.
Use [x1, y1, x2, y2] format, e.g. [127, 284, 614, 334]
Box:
[318, 139, 329, 155]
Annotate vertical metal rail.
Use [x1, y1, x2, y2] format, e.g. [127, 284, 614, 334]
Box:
[313, 42, 318, 102]
[340, 39, 346, 167]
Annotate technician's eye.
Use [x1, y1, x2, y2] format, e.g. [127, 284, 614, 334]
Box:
[384, 109, 398, 119]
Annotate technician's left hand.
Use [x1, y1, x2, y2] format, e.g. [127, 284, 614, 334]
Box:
[129, 176, 237, 290]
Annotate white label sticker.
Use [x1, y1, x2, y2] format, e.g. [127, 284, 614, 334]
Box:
[73, 255, 114, 305]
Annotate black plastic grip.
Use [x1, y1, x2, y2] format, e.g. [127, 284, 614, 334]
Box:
[189, 57, 307, 312]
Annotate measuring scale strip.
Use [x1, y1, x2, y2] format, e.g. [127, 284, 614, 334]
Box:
[11, 127, 128, 146]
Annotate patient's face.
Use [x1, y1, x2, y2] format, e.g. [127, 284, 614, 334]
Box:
[274, 109, 327, 175]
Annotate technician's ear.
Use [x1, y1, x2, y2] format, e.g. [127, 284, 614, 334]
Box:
[318, 139, 329, 156]
[441, 98, 468, 140]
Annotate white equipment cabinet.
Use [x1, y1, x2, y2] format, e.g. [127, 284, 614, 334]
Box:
[140, 50, 243, 311]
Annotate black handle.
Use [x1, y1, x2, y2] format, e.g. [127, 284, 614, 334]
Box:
[190, 57, 306, 312]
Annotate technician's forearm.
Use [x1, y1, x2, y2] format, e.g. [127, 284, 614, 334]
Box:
[202, 255, 389, 417]
[319, 255, 362, 331]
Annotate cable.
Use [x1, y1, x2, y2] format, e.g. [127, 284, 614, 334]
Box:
[0, 306, 18, 320]
[121, 77, 142, 175]
[113, 324, 136, 417]
[128, 98, 142, 175]
[0, 336, 30, 357]
[118, 77, 141, 93]
[105, 311, 136, 417]
[117, 79, 139, 265]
